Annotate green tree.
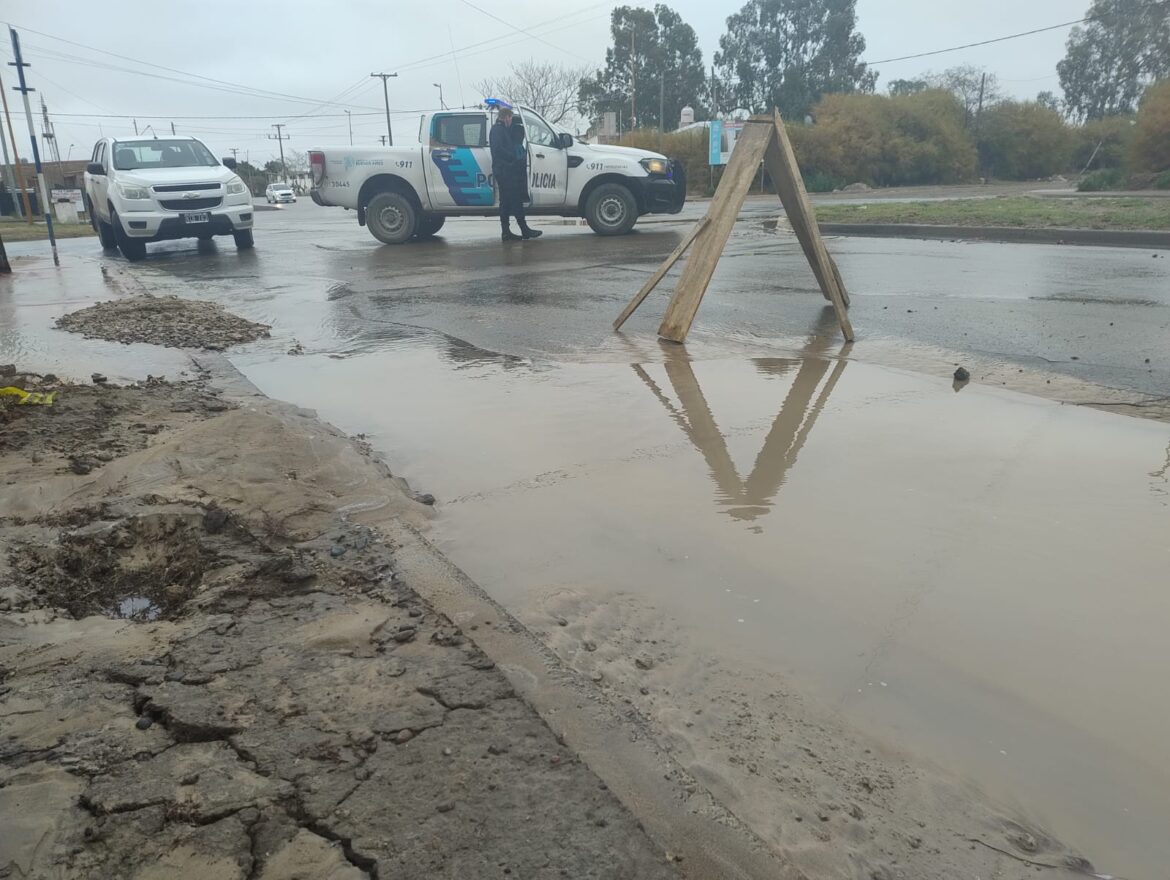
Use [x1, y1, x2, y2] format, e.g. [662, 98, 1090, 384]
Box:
[977, 101, 1072, 179]
[1036, 90, 1062, 113]
[1058, 0, 1170, 120]
[714, 0, 876, 120]
[578, 4, 707, 131]
[1131, 79, 1170, 170]
[925, 65, 1001, 127]
[888, 79, 928, 96]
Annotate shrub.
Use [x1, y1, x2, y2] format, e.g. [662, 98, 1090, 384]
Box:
[1077, 168, 1126, 191]
[1154, 170, 1170, 189]
[1131, 80, 1170, 173]
[1071, 115, 1136, 172]
[793, 90, 976, 187]
[977, 101, 1072, 179]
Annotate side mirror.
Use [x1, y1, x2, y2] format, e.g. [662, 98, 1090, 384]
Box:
[222, 157, 238, 170]
[86, 162, 105, 176]
[557, 132, 574, 149]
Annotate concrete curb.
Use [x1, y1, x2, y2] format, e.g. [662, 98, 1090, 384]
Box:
[195, 353, 789, 880]
[817, 223, 1170, 249]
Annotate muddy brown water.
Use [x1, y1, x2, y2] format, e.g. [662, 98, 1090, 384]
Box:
[242, 340, 1170, 879]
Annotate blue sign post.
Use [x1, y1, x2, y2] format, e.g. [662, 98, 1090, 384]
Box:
[708, 119, 724, 166]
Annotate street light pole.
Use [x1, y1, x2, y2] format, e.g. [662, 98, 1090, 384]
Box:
[433, 83, 445, 110]
[268, 123, 290, 183]
[370, 72, 398, 146]
[345, 109, 353, 146]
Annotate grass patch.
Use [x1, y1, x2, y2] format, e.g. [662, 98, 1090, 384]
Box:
[0, 220, 97, 242]
[813, 196, 1170, 231]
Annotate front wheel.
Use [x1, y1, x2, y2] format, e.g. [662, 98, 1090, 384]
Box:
[111, 210, 147, 261]
[584, 183, 638, 236]
[415, 215, 446, 238]
[88, 197, 118, 249]
[366, 191, 418, 245]
[233, 229, 254, 250]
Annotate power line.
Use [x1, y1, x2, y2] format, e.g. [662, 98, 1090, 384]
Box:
[392, 1, 611, 74]
[865, 18, 1090, 66]
[6, 21, 381, 110]
[48, 111, 383, 120]
[454, 0, 594, 64]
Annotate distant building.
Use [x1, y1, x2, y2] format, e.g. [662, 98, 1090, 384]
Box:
[679, 105, 695, 127]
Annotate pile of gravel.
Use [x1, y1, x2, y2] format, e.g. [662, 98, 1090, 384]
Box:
[57, 295, 270, 351]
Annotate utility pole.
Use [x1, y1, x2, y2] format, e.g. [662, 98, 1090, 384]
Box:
[378, 135, 388, 146]
[659, 78, 665, 133]
[0, 67, 31, 222]
[433, 82, 445, 110]
[268, 123, 290, 183]
[8, 27, 58, 265]
[39, 95, 60, 164]
[370, 72, 397, 146]
[629, 24, 636, 129]
[230, 147, 239, 161]
[132, 118, 138, 136]
[0, 72, 23, 220]
[975, 72, 987, 132]
[345, 109, 353, 145]
[170, 121, 176, 135]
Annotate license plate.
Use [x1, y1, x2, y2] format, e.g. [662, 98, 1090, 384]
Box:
[182, 212, 210, 224]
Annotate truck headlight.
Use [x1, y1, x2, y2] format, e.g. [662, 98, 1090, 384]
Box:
[226, 177, 247, 195]
[640, 158, 669, 176]
[118, 183, 151, 200]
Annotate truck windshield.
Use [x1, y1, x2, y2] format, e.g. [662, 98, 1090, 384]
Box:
[113, 140, 219, 170]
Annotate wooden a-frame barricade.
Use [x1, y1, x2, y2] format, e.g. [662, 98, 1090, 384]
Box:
[614, 109, 855, 343]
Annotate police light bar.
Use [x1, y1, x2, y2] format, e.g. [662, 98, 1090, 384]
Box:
[484, 97, 513, 110]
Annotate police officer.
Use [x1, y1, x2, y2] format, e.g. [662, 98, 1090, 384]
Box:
[489, 107, 541, 242]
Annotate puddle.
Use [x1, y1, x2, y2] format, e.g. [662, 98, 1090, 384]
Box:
[117, 596, 161, 621]
[241, 337, 1170, 879]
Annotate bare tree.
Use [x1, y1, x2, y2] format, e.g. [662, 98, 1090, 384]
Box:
[475, 59, 588, 127]
[924, 65, 1002, 127]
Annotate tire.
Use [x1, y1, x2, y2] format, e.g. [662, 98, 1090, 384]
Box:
[233, 229, 255, 250]
[111, 210, 147, 262]
[87, 197, 118, 249]
[584, 183, 638, 236]
[415, 215, 446, 238]
[365, 190, 418, 245]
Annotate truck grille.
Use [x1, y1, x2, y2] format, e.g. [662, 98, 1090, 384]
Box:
[159, 197, 222, 210]
[153, 183, 220, 193]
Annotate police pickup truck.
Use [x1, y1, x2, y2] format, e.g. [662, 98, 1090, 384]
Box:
[308, 104, 685, 244]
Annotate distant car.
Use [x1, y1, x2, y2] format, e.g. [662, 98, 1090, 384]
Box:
[266, 183, 296, 204]
[83, 135, 254, 261]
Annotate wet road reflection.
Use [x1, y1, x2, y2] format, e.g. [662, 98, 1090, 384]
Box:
[636, 330, 847, 523]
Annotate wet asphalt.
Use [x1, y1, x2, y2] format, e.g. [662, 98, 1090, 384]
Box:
[4, 200, 1170, 879]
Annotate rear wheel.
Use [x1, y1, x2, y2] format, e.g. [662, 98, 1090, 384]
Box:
[415, 215, 446, 238]
[366, 191, 418, 245]
[233, 229, 254, 250]
[584, 183, 638, 236]
[111, 210, 147, 262]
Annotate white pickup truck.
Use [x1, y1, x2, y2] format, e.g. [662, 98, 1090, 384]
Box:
[308, 105, 686, 244]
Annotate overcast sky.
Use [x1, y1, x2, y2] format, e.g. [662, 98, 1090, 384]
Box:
[3, 0, 1081, 166]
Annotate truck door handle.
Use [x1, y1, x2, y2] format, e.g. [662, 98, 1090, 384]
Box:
[535, 152, 546, 159]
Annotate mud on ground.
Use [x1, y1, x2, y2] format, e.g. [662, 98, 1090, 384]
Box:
[55, 294, 270, 351]
[0, 375, 678, 880]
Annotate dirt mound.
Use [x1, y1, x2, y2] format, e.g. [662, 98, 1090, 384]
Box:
[0, 372, 232, 483]
[56, 294, 270, 350]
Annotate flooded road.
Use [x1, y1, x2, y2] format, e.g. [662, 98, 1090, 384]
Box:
[7, 203, 1169, 876]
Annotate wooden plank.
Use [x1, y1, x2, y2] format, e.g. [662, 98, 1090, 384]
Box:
[657, 120, 773, 343]
[765, 110, 855, 341]
[613, 217, 708, 331]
